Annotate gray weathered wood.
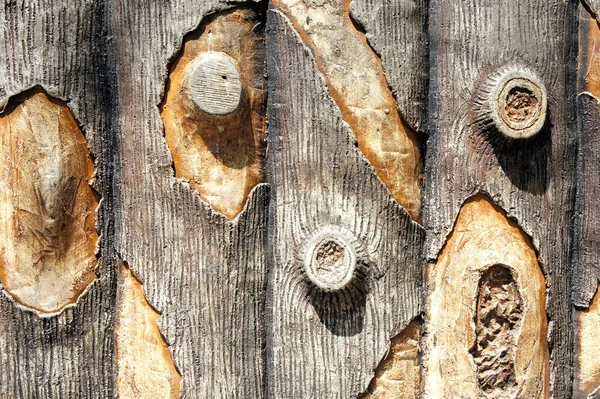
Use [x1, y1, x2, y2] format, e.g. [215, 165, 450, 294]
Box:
[0, 1, 118, 397]
[424, 0, 578, 397]
[111, 1, 267, 397]
[265, 8, 424, 398]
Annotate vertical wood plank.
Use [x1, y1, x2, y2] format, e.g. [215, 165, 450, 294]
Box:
[0, 1, 118, 398]
[423, 0, 578, 397]
[266, 8, 424, 398]
[111, 1, 268, 397]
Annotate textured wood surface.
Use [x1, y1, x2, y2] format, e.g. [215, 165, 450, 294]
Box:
[265, 8, 424, 398]
[574, 4, 600, 307]
[424, 0, 578, 396]
[161, 7, 266, 220]
[362, 319, 421, 399]
[271, 0, 423, 221]
[112, 1, 267, 397]
[574, 5, 600, 398]
[0, 1, 117, 397]
[0, 91, 99, 316]
[0, 0, 589, 397]
[115, 260, 181, 399]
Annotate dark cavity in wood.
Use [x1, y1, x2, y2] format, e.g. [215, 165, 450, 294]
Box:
[470, 265, 523, 399]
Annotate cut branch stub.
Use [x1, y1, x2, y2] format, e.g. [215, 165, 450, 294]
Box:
[423, 195, 549, 398]
[184, 52, 242, 116]
[475, 65, 547, 139]
[0, 90, 99, 315]
[161, 7, 266, 220]
[303, 226, 358, 291]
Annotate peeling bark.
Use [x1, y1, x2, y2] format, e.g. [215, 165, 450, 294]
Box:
[161, 6, 266, 220]
[362, 319, 421, 399]
[271, 0, 422, 221]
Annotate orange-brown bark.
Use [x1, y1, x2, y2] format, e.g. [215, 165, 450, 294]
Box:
[161, 7, 265, 220]
[424, 195, 549, 398]
[115, 261, 181, 399]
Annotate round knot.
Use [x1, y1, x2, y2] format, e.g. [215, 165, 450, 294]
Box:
[184, 52, 242, 116]
[476, 65, 547, 139]
[303, 226, 358, 291]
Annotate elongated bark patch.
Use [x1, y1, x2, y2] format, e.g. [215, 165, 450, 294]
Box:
[0, 90, 99, 315]
[161, 7, 266, 220]
[271, 0, 422, 221]
[362, 319, 421, 399]
[423, 195, 548, 398]
[116, 261, 181, 399]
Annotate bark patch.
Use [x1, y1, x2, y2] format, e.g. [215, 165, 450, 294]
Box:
[161, 7, 266, 220]
[115, 261, 181, 399]
[0, 90, 99, 315]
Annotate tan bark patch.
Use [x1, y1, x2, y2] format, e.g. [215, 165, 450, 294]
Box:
[271, 0, 422, 221]
[576, 284, 600, 398]
[362, 319, 421, 399]
[116, 261, 181, 399]
[0, 90, 98, 315]
[423, 195, 549, 398]
[161, 7, 266, 220]
[579, 5, 600, 98]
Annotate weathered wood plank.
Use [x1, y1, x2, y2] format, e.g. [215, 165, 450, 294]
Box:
[111, 1, 268, 397]
[0, 1, 118, 397]
[423, 0, 578, 397]
[265, 8, 424, 398]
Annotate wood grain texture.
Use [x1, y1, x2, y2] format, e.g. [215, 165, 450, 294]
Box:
[423, 195, 548, 399]
[424, 0, 578, 396]
[266, 8, 424, 398]
[349, 0, 428, 133]
[0, 0, 117, 397]
[361, 318, 421, 399]
[271, 0, 423, 221]
[575, 6, 600, 398]
[575, 283, 600, 399]
[112, 1, 267, 397]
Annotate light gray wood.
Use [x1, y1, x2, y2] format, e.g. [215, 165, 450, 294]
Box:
[0, 1, 117, 398]
[111, 1, 267, 398]
[424, 0, 578, 397]
[265, 8, 424, 398]
[349, 0, 428, 133]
